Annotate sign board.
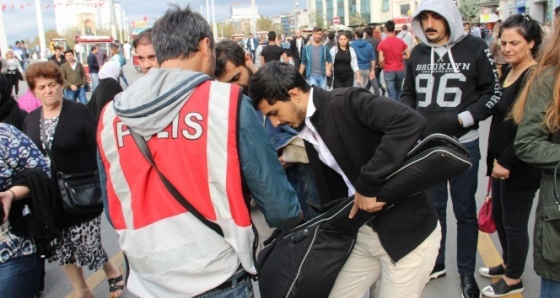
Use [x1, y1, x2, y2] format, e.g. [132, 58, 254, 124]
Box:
[333, 16, 340, 25]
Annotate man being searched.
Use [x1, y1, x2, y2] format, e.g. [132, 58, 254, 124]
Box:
[299, 26, 332, 89]
[401, 0, 501, 297]
[260, 31, 289, 65]
[250, 61, 441, 297]
[97, 5, 301, 297]
[132, 28, 159, 74]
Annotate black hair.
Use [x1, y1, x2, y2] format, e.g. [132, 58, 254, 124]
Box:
[312, 26, 322, 32]
[555, 6, 560, 16]
[268, 31, 277, 41]
[354, 28, 364, 38]
[364, 26, 373, 36]
[328, 31, 335, 40]
[337, 31, 351, 53]
[500, 14, 543, 57]
[63, 49, 74, 55]
[385, 20, 396, 33]
[132, 28, 153, 49]
[152, 4, 214, 64]
[249, 61, 310, 109]
[90, 45, 97, 51]
[215, 40, 246, 78]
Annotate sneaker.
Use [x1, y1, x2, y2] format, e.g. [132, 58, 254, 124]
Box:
[481, 279, 523, 297]
[479, 265, 505, 278]
[430, 263, 446, 280]
[460, 275, 480, 298]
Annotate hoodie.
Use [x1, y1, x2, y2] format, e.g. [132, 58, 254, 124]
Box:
[401, 0, 501, 141]
[112, 68, 210, 137]
[350, 39, 376, 70]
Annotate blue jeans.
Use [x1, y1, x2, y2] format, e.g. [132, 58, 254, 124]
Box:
[384, 70, 405, 100]
[431, 139, 480, 275]
[64, 87, 87, 104]
[195, 275, 253, 298]
[308, 75, 327, 89]
[0, 254, 42, 298]
[541, 278, 560, 298]
[90, 73, 99, 92]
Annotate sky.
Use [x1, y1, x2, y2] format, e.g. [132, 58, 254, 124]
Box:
[2, 0, 306, 45]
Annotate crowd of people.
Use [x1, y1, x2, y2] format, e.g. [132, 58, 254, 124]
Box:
[1, 0, 560, 297]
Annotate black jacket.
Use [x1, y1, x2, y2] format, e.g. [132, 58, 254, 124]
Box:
[305, 86, 438, 261]
[23, 100, 100, 227]
[87, 78, 123, 121]
[487, 67, 540, 190]
[289, 37, 307, 59]
[87, 52, 100, 74]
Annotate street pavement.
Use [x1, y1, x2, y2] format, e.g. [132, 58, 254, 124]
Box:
[17, 61, 540, 298]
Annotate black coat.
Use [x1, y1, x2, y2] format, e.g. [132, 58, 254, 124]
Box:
[87, 78, 123, 121]
[304, 86, 438, 262]
[23, 99, 100, 227]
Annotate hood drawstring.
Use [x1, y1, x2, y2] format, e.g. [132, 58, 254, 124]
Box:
[430, 45, 460, 83]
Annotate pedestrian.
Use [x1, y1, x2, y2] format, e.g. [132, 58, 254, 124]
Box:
[250, 61, 441, 298]
[97, 5, 301, 297]
[110, 43, 128, 87]
[367, 26, 386, 95]
[60, 50, 88, 104]
[23, 61, 124, 298]
[513, 8, 560, 297]
[378, 20, 409, 100]
[48, 46, 66, 67]
[0, 123, 50, 298]
[299, 26, 333, 89]
[260, 31, 288, 65]
[215, 40, 257, 92]
[87, 46, 100, 91]
[400, 0, 501, 297]
[350, 28, 376, 89]
[397, 24, 414, 68]
[73, 40, 82, 62]
[330, 31, 360, 88]
[1, 51, 24, 97]
[122, 40, 131, 60]
[132, 28, 159, 74]
[86, 61, 122, 121]
[246, 33, 259, 62]
[289, 29, 307, 70]
[479, 14, 543, 298]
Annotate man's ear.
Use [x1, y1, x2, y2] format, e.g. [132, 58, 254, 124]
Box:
[288, 88, 301, 101]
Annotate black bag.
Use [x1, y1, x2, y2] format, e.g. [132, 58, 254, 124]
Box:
[57, 170, 103, 214]
[256, 133, 471, 298]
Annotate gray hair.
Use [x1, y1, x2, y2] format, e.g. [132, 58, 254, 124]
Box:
[152, 4, 214, 64]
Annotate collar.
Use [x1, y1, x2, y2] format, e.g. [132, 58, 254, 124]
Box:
[305, 87, 316, 121]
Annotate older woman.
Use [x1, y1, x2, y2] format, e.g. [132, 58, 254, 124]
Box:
[0, 123, 50, 298]
[21, 62, 123, 298]
[479, 14, 543, 297]
[1, 51, 24, 97]
[87, 61, 123, 121]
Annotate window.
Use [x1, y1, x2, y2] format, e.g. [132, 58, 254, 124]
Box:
[400, 4, 410, 17]
[382, 0, 389, 12]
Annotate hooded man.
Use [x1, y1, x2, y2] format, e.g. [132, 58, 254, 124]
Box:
[401, 0, 501, 297]
[97, 5, 301, 297]
[350, 28, 377, 89]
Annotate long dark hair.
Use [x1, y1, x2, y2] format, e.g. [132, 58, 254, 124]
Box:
[0, 74, 26, 129]
[337, 31, 350, 54]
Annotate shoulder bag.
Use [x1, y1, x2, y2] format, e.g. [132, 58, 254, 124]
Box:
[257, 133, 472, 298]
[40, 111, 103, 214]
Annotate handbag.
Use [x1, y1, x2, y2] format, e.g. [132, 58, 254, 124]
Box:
[40, 111, 103, 214]
[478, 178, 496, 233]
[56, 170, 103, 214]
[257, 133, 472, 298]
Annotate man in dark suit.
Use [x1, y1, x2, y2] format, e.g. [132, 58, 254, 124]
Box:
[246, 33, 260, 62]
[289, 29, 307, 71]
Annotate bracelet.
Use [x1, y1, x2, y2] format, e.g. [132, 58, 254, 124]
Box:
[7, 189, 16, 201]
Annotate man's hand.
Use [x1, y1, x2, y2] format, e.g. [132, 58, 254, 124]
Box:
[349, 192, 386, 219]
[70, 84, 78, 91]
[369, 70, 375, 80]
[279, 156, 294, 169]
[326, 68, 332, 78]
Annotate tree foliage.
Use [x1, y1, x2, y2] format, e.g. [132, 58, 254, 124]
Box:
[458, 0, 480, 22]
[349, 13, 366, 26]
[257, 17, 275, 32]
[218, 23, 237, 39]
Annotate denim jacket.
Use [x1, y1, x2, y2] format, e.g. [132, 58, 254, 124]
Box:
[301, 44, 333, 79]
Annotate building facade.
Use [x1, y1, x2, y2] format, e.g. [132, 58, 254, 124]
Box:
[54, 0, 127, 37]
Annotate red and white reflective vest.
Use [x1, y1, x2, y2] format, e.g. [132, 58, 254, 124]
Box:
[97, 81, 254, 297]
